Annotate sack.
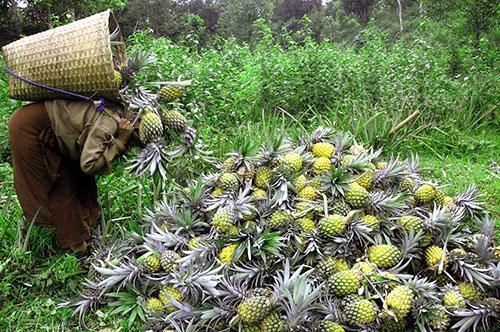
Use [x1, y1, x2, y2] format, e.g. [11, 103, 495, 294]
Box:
[2, 10, 126, 102]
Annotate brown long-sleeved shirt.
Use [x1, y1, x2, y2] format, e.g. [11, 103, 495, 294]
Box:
[44, 99, 126, 175]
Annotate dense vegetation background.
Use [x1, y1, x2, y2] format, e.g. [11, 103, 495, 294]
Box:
[0, 0, 498, 330]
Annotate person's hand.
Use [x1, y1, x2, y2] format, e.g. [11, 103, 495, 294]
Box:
[116, 119, 134, 142]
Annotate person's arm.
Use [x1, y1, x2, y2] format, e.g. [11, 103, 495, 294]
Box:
[80, 115, 134, 175]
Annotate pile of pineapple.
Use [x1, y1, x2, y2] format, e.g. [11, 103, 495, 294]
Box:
[67, 128, 499, 332]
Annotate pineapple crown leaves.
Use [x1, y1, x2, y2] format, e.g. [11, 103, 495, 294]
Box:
[454, 186, 486, 219]
[256, 133, 290, 166]
[451, 298, 500, 332]
[235, 227, 286, 264]
[231, 261, 274, 287]
[372, 157, 408, 187]
[122, 51, 156, 84]
[296, 126, 334, 150]
[146, 224, 188, 250]
[448, 258, 494, 290]
[402, 154, 422, 177]
[95, 259, 143, 293]
[177, 179, 210, 214]
[105, 288, 148, 327]
[127, 141, 169, 180]
[367, 190, 407, 216]
[342, 148, 382, 171]
[167, 263, 224, 302]
[320, 167, 355, 198]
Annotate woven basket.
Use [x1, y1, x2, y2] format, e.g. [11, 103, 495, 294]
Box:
[2, 10, 126, 102]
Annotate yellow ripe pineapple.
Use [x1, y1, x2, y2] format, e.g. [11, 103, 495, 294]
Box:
[298, 186, 318, 201]
[293, 174, 308, 191]
[140, 254, 161, 273]
[283, 152, 303, 173]
[158, 84, 185, 103]
[312, 142, 335, 158]
[360, 214, 380, 230]
[211, 187, 224, 197]
[458, 282, 481, 301]
[386, 285, 414, 319]
[344, 299, 377, 325]
[327, 270, 361, 296]
[443, 288, 466, 309]
[219, 243, 239, 264]
[313, 157, 332, 175]
[401, 178, 415, 192]
[139, 108, 164, 144]
[319, 321, 345, 332]
[187, 236, 202, 249]
[434, 189, 445, 206]
[159, 286, 183, 312]
[221, 156, 237, 172]
[252, 188, 267, 198]
[415, 184, 436, 204]
[443, 196, 454, 205]
[237, 296, 274, 324]
[429, 307, 450, 332]
[368, 244, 401, 268]
[345, 182, 369, 208]
[356, 171, 374, 190]
[424, 245, 448, 269]
[255, 167, 273, 189]
[317, 214, 346, 237]
[146, 298, 164, 312]
[297, 217, 315, 232]
[375, 161, 387, 170]
[316, 257, 350, 278]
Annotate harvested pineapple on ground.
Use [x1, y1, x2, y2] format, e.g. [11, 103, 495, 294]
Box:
[67, 127, 499, 331]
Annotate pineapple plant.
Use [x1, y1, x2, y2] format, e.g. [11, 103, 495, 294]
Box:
[397, 215, 424, 232]
[312, 157, 332, 175]
[268, 210, 291, 228]
[297, 217, 315, 232]
[255, 166, 273, 189]
[298, 186, 318, 201]
[219, 243, 239, 264]
[424, 245, 448, 269]
[415, 184, 436, 204]
[218, 173, 239, 192]
[316, 257, 350, 278]
[293, 174, 308, 191]
[458, 282, 481, 300]
[360, 214, 380, 230]
[356, 171, 374, 190]
[282, 152, 303, 173]
[146, 298, 164, 312]
[159, 286, 183, 312]
[211, 206, 235, 233]
[442, 286, 466, 309]
[260, 312, 283, 332]
[139, 253, 161, 273]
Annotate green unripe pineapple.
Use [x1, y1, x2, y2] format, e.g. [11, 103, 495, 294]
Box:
[344, 299, 377, 325]
[356, 171, 373, 190]
[237, 296, 274, 324]
[160, 250, 180, 272]
[139, 108, 164, 143]
[260, 312, 283, 332]
[293, 174, 308, 192]
[424, 245, 448, 269]
[139, 254, 161, 273]
[211, 206, 235, 233]
[360, 214, 380, 230]
[429, 307, 450, 332]
[327, 270, 360, 296]
[351, 261, 377, 277]
[434, 189, 445, 206]
[312, 142, 335, 158]
[312, 157, 332, 175]
[316, 257, 350, 279]
[158, 85, 185, 102]
[319, 321, 345, 332]
[386, 285, 414, 318]
[297, 217, 315, 232]
[443, 289, 466, 309]
[268, 210, 291, 229]
[401, 178, 414, 192]
[318, 214, 346, 237]
[219, 173, 239, 192]
[397, 215, 424, 232]
[252, 188, 267, 198]
[458, 282, 481, 300]
[330, 200, 350, 216]
[114, 70, 122, 87]
[295, 201, 315, 219]
[159, 286, 183, 312]
[367, 244, 401, 268]
[160, 109, 188, 132]
[345, 182, 369, 208]
[255, 167, 273, 189]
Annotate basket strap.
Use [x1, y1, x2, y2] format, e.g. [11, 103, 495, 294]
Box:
[4, 66, 106, 111]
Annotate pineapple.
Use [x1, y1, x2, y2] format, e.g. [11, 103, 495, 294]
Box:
[241, 325, 260, 332]
[351, 261, 377, 277]
[160, 109, 188, 132]
[146, 298, 164, 312]
[268, 210, 291, 229]
[297, 217, 315, 232]
[360, 214, 380, 230]
[260, 312, 283, 332]
[221, 156, 237, 172]
[252, 188, 267, 198]
[319, 321, 345, 332]
[139, 254, 161, 273]
[397, 215, 424, 232]
[157, 85, 185, 102]
[386, 285, 414, 318]
[211, 187, 224, 197]
[187, 236, 202, 249]
[316, 257, 350, 278]
[330, 200, 350, 216]
[434, 189, 445, 206]
[443, 196, 454, 205]
[345, 182, 369, 208]
[317, 214, 346, 238]
[237, 296, 274, 324]
[401, 178, 414, 192]
[356, 171, 373, 190]
[348, 143, 366, 155]
[159, 286, 183, 312]
[443, 288, 466, 309]
[298, 186, 318, 201]
[139, 108, 163, 143]
[219, 243, 239, 264]
[114, 70, 122, 87]
[312, 157, 332, 175]
[415, 184, 436, 204]
[255, 167, 273, 189]
[283, 152, 303, 173]
[312, 142, 335, 158]
[327, 270, 360, 296]
[160, 250, 180, 272]
[211, 206, 235, 233]
[218, 173, 239, 192]
[367, 244, 401, 268]
[458, 282, 481, 300]
[344, 299, 377, 325]
[295, 201, 315, 219]
[424, 245, 448, 269]
[293, 174, 308, 191]
[429, 307, 450, 332]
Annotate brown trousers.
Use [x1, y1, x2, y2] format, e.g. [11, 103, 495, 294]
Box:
[9, 103, 100, 249]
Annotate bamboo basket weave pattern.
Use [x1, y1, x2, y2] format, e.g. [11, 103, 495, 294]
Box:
[2, 10, 126, 101]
